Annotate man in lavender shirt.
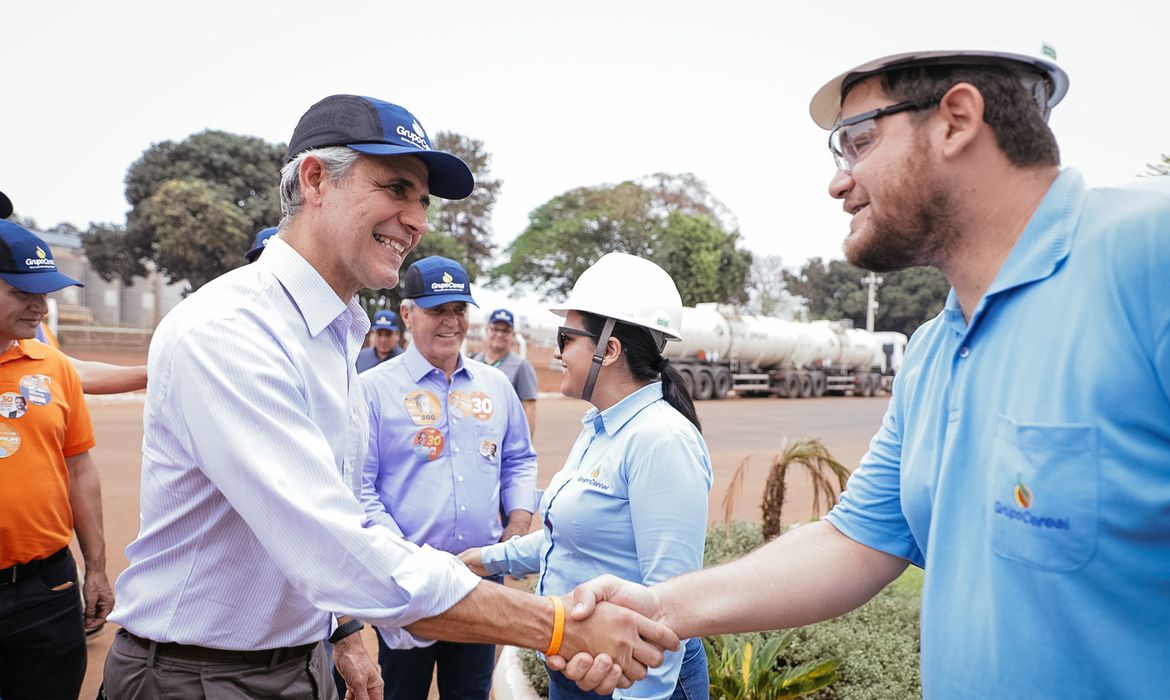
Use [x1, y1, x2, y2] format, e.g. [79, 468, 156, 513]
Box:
[360, 255, 536, 700]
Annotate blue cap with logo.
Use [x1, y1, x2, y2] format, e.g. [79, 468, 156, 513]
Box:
[372, 310, 400, 331]
[401, 256, 477, 309]
[488, 308, 515, 328]
[0, 220, 83, 293]
[286, 95, 475, 200]
[245, 227, 279, 263]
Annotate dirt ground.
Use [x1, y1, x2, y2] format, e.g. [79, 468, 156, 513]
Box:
[77, 383, 889, 698]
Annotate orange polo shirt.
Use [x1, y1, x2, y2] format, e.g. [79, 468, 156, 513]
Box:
[0, 339, 95, 568]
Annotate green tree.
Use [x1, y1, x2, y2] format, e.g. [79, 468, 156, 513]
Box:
[84, 129, 285, 290]
[783, 258, 949, 337]
[1145, 153, 1169, 177]
[495, 174, 750, 305]
[428, 131, 502, 280]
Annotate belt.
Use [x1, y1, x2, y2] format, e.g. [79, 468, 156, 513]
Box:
[121, 629, 318, 666]
[0, 547, 68, 586]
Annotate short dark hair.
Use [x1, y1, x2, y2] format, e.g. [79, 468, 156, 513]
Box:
[872, 65, 1060, 167]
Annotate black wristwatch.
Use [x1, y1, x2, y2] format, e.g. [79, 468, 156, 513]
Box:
[328, 619, 364, 644]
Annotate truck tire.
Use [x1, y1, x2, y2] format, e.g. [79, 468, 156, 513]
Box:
[676, 366, 695, 398]
[811, 372, 827, 397]
[782, 373, 799, 398]
[798, 373, 813, 398]
[712, 367, 732, 399]
[694, 368, 715, 401]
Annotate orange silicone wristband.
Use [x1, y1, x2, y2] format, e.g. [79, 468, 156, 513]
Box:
[545, 595, 565, 656]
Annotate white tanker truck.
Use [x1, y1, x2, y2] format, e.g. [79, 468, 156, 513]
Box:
[662, 303, 908, 400]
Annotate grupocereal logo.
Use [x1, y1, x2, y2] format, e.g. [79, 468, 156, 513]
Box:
[429, 270, 466, 292]
[24, 246, 55, 269]
[577, 465, 611, 491]
[1013, 475, 1033, 509]
[993, 474, 1069, 531]
[395, 123, 431, 150]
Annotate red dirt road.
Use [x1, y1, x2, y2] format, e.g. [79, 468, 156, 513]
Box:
[79, 392, 889, 697]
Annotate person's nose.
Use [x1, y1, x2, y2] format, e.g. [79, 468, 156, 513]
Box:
[828, 168, 854, 201]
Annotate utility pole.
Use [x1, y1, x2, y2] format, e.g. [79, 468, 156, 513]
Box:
[862, 272, 883, 332]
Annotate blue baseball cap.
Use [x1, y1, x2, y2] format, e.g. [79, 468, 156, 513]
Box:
[488, 308, 515, 327]
[401, 256, 477, 309]
[0, 190, 12, 219]
[372, 310, 400, 331]
[286, 95, 474, 200]
[245, 227, 279, 263]
[0, 221, 83, 293]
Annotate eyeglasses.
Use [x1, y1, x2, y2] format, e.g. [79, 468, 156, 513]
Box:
[828, 99, 937, 172]
[556, 326, 599, 353]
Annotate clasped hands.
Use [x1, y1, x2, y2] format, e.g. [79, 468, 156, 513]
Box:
[459, 549, 669, 695]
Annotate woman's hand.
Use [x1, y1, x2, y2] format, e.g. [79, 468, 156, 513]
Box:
[457, 548, 490, 577]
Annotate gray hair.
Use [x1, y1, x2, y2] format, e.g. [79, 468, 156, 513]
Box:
[278, 147, 362, 227]
[399, 298, 416, 312]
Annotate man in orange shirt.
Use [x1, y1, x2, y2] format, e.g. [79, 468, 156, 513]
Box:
[0, 219, 112, 700]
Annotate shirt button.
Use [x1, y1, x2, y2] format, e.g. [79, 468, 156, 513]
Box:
[454, 447, 460, 453]
[457, 535, 464, 541]
[457, 475, 464, 482]
[459, 505, 467, 511]
[959, 346, 971, 358]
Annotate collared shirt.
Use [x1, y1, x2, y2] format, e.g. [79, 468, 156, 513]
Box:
[468, 351, 538, 401]
[359, 347, 537, 552]
[826, 170, 1170, 698]
[356, 344, 403, 374]
[0, 340, 94, 568]
[480, 382, 712, 700]
[109, 237, 479, 650]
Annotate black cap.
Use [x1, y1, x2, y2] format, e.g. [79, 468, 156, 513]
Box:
[286, 95, 474, 200]
[0, 191, 12, 219]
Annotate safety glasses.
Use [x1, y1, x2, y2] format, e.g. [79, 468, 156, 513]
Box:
[828, 99, 937, 172]
[556, 326, 599, 353]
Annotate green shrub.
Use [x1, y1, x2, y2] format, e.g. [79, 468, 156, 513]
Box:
[706, 632, 839, 700]
[704, 520, 766, 566]
[517, 646, 551, 698]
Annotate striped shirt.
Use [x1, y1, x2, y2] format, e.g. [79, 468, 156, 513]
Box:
[109, 237, 479, 650]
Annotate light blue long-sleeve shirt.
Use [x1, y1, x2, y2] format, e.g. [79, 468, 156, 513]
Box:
[110, 237, 480, 650]
[359, 346, 537, 552]
[481, 382, 712, 700]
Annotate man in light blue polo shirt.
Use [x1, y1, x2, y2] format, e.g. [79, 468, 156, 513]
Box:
[360, 256, 537, 700]
[557, 49, 1170, 698]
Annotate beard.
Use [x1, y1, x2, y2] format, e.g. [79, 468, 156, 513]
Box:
[844, 135, 959, 273]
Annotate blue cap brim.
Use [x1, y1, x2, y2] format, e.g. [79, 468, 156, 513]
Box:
[348, 144, 474, 200]
[373, 324, 400, 331]
[0, 271, 83, 293]
[413, 292, 478, 309]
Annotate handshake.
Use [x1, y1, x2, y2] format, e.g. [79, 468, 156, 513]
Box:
[453, 551, 676, 695]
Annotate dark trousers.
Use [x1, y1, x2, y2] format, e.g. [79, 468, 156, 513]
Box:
[376, 632, 494, 700]
[0, 549, 86, 700]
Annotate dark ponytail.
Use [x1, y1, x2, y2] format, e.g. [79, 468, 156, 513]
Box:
[580, 312, 702, 433]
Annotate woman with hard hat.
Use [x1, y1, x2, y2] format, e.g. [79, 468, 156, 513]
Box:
[460, 253, 712, 700]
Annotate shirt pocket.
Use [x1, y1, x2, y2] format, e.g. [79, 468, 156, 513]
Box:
[989, 415, 1099, 571]
[473, 422, 502, 474]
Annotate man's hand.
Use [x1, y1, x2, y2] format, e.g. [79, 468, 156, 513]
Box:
[457, 548, 490, 577]
[82, 569, 114, 632]
[553, 592, 678, 694]
[500, 509, 533, 542]
[332, 632, 382, 700]
[546, 575, 667, 694]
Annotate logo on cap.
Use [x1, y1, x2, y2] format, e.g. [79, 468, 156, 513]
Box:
[25, 246, 55, 270]
[431, 271, 465, 292]
[396, 122, 432, 151]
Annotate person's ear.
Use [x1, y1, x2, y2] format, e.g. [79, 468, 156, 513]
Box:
[936, 82, 984, 159]
[601, 337, 623, 366]
[298, 156, 329, 207]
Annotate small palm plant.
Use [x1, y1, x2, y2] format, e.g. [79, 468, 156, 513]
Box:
[761, 438, 850, 540]
[705, 632, 839, 700]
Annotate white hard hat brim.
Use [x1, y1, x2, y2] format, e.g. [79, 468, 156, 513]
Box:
[809, 49, 1069, 129]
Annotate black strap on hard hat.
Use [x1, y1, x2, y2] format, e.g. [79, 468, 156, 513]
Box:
[581, 317, 616, 403]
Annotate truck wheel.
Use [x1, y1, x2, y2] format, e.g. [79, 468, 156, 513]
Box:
[676, 366, 695, 398]
[798, 373, 813, 398]
[694, 369, 715, 401]
[782, 373, 799, 398]
[712, 367, 732, 399]
[812, 373, 827, 397]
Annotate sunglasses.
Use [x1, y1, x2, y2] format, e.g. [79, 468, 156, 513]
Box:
[828, 99, 937, 172]
[556, 326, 599, 353]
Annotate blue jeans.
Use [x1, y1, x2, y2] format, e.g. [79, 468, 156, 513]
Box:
[376, 633, 494, 700]
[0, 549, 86, 700]
[547, 637, 708, 700]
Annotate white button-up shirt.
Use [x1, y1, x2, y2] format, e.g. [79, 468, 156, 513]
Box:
[109, 237, 479, 650]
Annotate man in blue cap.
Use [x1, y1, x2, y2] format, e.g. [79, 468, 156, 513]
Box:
[356, 309, 403, 373]
[359, 256, 538, 700]
[470, 308, 538, 437]
[0, 220, 112, 700]
[104, 96, 673, 700]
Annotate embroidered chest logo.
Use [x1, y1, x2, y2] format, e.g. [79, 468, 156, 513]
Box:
[993, 474, 1069, 531]
[576, 465, 611, 491]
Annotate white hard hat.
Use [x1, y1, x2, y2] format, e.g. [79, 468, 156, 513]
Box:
[809, 49, 1070, 129]
[550, 253, 684, 342]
